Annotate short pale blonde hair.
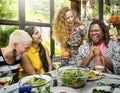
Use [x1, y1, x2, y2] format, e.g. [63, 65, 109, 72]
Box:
[9, 30, 32, 46]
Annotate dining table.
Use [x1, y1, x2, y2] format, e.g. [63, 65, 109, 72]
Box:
[0, 69, 120, 93]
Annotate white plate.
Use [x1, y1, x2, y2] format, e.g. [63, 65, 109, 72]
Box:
[50, 86, 79, 93]
[83, 86, 120, 93]
[19, 74, 51, 86]
[88, 71, 99, 81]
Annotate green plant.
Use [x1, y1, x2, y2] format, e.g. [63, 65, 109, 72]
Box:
[0, 26, 18, 47]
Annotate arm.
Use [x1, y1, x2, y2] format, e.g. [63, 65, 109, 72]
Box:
[80, 46, 95, 66]
[102, 56, 114, 73]
[106, 41, 120, 74]
[20, 54, 36, 75]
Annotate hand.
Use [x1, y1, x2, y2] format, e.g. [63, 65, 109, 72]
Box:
[110, 35, 118, 41]
[93, 47, 102, 56]
[89, 47, 95, 58]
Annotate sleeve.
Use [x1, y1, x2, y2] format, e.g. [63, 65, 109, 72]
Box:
[112, 42, 120, 75]
[76, 43, 90, 65]
[106, 41, 120, 75]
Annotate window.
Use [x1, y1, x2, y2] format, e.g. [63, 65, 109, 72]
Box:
[25, 0, 50, 23]
[0, 0, 18, 20]
[0, 25, 18, 47]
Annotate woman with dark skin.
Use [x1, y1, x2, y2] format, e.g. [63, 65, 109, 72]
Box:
[77, 20, 120, 75]
[19, 26, 52, 79]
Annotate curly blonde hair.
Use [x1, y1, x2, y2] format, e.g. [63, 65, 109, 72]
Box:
[52, 7, 82, 48]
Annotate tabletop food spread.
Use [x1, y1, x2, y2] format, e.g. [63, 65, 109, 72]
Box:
[0, 66, 120, 93]
[88, 71, 99, 81]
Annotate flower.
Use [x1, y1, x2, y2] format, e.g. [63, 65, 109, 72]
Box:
[107, 15, 120, 26]
[61, 51, 69, 57]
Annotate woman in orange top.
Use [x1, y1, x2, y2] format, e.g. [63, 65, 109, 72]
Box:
[19, 26, 52, 79]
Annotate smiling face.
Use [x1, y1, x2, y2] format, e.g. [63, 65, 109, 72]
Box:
[89, 24, 104, 45]
[65, 10, 74, 28]
[32, 27, 42, 44]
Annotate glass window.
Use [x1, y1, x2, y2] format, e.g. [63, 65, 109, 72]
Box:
[40, 27, 51, 52]
[25, 0, 50, 23]
[104, 0, 120, 36]
[55, 0, 70, 13]
[0, 0, 18, 20]
[81, 0, 99, 27]
[0, 25, 18, 47]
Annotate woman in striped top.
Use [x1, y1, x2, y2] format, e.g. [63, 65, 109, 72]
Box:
[0, 30, 32, 85]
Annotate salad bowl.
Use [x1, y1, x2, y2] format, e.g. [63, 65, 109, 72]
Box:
[58, 66, 90, 88]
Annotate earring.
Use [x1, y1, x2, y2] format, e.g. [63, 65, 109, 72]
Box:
[13, 49, 16, 59]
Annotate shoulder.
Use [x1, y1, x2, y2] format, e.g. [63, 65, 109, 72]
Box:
[107, 40, 120, 52]
[108, 40, 120, 47]
[79, 43, 89, 50]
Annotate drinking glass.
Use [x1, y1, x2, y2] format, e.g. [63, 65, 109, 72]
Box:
[0, 66, 13, 93]
[52, 55, 61, 84]
[94, 55, 105, 85]
[52, 55, 61, 69]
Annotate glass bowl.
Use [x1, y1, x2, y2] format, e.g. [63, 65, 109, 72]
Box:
[58, 66, 89, 88]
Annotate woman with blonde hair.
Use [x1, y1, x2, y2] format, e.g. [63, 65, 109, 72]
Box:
[52, 7, 84, 65]
[0, 30, 32, 85]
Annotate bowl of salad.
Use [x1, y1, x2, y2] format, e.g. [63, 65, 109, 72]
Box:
[58, 66, 90, 88]
[18, 74, 52, 93]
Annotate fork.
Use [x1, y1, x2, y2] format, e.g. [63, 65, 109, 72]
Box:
[110, 85, 116, 92]
[109, 84, 120, 92]
[39, 74, 44, 79]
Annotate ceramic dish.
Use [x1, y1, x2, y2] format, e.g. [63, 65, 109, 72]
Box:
[50, 86, 79, 93]
[19, 74, 51, 87]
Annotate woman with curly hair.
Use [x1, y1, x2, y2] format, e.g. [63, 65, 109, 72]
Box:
[77, 19, 120, 74]
[52, 7, 85, 65]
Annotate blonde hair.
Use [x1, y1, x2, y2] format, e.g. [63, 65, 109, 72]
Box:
[9, 30, 32, 46]
[52, 7, 82, 48]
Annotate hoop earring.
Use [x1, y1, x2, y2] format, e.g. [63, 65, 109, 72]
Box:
[13, 49, 16, 59]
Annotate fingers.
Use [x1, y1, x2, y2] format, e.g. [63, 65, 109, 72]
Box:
[90, 46, 101, 56]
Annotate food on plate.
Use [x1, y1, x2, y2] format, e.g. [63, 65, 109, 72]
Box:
[23, 77, 47, 86]
[88, 71, 98, 80]
[19, 75, 51, 93]
[31, 85, 50, 93]
[92, 88, 112, 93]
[59, 68, 89, 88]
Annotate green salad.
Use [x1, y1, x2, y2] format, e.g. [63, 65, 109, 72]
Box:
[23, 77, 50, 93]
[92, 89, 112, 93]
[60, 69, 89, 87]
[23, 77, 47, 86]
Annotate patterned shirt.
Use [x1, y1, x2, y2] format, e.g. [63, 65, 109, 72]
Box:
[77, 40, 120, 75]
[66, 26, 83, 61]
[0, 48, 20, 83]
